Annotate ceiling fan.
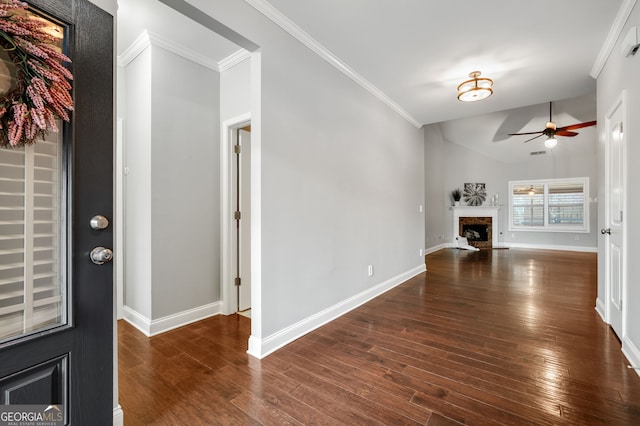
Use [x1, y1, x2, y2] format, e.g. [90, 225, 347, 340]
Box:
[508, 102, 596, 147]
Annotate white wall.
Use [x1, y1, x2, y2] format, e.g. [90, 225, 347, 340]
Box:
[123, 48, 152, 319]
[596, 2, 640, 370]
[150, 46, 220, 318]
[259, 46, 424, 337]
[441, 135, 507, 244]
[183, 0, 426, 352]
[424, 124, 446, 251]
[502, 151, 598, 249]
[122, 41, 222, 326]
[220, 58, 251, 122]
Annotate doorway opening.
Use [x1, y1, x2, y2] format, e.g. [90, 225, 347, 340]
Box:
[116, 2, 264, 422]
[222, 115, 252, 318]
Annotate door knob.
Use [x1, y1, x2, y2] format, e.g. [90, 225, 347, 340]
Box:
[601, 228, 611, 235]
[90, 247, 113, 264]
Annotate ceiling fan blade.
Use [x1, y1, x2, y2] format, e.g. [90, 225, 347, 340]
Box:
[556, 130, 578, 137]
[523, 134, 544, 143]
[556, 120, 597, 132]
[509, 131, 544, 136]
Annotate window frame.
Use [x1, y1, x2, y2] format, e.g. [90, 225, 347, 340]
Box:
[508, 177, 590, 233]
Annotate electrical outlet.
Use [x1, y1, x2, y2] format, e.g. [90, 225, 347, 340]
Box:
[419, 249, 423, 256]
[368, 265, 374, 277]
[419, 204, 423, 213]
[575, 235, 580, 241]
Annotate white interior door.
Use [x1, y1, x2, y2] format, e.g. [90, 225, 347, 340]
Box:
[238, 128, 252, 312]
[232, 127, 252, 313]
[604, 94, 626, 338]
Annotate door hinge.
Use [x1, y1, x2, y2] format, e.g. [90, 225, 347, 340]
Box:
[234, 144, 241, 154]
[620, 211, 623, 222]
[234, 211, 241, 220]
[235, 277, 241, 286]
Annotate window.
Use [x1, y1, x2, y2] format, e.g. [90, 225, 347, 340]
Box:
[509, 178, 589, 232]
[0, 131, 65, 343]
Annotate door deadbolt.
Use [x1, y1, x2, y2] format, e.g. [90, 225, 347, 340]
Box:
[90, 215, 109, 230]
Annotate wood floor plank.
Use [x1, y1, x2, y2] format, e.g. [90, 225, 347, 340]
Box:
[119, 248, 640, 425]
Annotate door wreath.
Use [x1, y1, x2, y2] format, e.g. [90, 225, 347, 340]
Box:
[0, 0, 73, 147]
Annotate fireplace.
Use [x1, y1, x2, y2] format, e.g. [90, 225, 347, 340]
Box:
[451, 206, 499, 249]
[459, 217, 492, 248]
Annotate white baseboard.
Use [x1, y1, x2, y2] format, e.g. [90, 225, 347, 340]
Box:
[425, 242, 596, 253]
[595, 297, 606, 322]
[122, 301, 222, 336]
[425, 243, 451, 255]
[622, 336, 640, 378]
[504, 242, 597, 253]
[113, 405, 124, 426]
[247, 334, 261, 358]
[247, 264, 426, 359]
[121, 306, 151, 335]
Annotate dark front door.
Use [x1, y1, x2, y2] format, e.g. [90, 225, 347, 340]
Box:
[0, 0, 113, 424]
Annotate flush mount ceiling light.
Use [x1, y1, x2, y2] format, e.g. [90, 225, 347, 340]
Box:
[457, 71, 493, 102]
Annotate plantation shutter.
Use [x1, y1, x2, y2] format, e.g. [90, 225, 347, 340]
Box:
[548, 182, 585, 226]
[0, 131, 64, 342]
[511, 185, 544, 227]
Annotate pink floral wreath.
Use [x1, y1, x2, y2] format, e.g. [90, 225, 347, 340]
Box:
[0, 0, 73, 147]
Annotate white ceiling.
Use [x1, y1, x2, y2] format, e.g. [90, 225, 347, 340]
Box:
[265, 0, 621, 125]
[117, 0, 623, 163]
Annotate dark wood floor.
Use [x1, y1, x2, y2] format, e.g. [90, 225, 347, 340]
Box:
[119, 248, 640, 425]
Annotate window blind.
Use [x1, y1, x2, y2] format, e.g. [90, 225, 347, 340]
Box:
[0, 132, 63, 342]
[509, 178, 588, 232]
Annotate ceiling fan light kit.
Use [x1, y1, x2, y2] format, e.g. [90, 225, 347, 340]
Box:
[544, 136, 558, 149]
[457, 71, 493, 102]
[508, 101, 596, 146]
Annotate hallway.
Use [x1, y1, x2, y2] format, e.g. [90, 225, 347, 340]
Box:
[119, 249, 640, 425]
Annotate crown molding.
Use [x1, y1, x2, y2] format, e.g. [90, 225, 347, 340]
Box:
[118, 31, 151, 68]
[244, 0, 422, 128]
[591, 0, 638, 78]
[147, 31, 221, 71]
[118, 30, 221, 72]
[218, 49, 251, 72]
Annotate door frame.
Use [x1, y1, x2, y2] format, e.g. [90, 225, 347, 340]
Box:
[221, 108, 265, 358]
[603, 90, 627, 335]
[221, 113, 251, 316]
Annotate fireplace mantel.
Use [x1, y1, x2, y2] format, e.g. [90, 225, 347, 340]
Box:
[451, 206, 500, 247]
